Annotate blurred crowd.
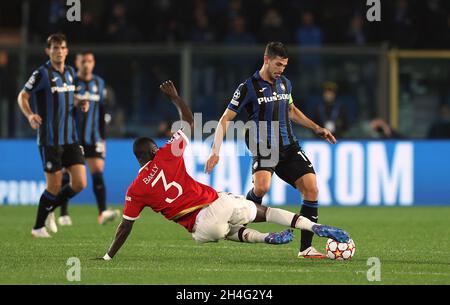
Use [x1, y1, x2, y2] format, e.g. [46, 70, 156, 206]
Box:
[1, 0, 450, 140]
[0, 0, 448, 48]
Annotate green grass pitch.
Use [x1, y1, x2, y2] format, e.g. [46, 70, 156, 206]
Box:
[0, 205, 449, 284]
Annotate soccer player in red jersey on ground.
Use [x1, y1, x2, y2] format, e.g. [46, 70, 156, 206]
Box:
[99, 81, 349, 260]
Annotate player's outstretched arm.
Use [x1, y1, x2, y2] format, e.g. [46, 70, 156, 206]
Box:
[100, 218, 134, 260]
[205, 108, 237, 174]
[289, 104, 337, 144]
[160, 80, 194, 133]
[17, 90, 42, 129]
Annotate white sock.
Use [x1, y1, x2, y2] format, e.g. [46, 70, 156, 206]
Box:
[295, 216, 315, 232]
[226, 226, 268, 243]
[266, 207, 315, 232]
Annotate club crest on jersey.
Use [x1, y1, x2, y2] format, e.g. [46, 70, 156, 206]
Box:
[92, 85, 98, 93]
[68, 74, 73, 83]
[280, 83, 286, 92]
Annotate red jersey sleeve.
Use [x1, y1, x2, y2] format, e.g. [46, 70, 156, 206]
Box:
[123, 189, 146, 221]
[158, 129, 189, 160]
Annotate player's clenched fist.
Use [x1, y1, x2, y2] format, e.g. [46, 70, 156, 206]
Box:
[160, 80, 179, 100]
[205, 153, 219, 174]
[27, 114, 42, 129]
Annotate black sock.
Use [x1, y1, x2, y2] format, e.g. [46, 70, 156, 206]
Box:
[92, 172, 106, 214]
[34, 190, 58, 230]
[62, 172, 70, 185]
[299, 200, 318, 252]
[246, 188, 263, 205]
[60, 173, 71, 216]
[57, 184, 77, 217]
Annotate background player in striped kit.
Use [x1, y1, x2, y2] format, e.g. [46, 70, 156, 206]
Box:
[58, 51, 120, 226]
[205, 42, 337, 258]
[17, 33, 89, 237]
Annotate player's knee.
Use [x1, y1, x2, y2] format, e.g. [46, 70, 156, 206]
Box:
[254, 183, 270, 197]
[208, 223, 230, 241]
[303, 186, 319, 199]
[71, 179, 87, 193]
[47, 184, 62, 195]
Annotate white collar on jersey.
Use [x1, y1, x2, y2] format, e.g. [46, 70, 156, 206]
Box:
[138, 160, 152, 173]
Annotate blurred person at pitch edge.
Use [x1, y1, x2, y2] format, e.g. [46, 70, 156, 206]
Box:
[311, 81, 349, 139]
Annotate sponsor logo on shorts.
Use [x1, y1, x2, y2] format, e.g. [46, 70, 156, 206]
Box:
[46, 162, 53, 170]
[95, 142, 105, 153]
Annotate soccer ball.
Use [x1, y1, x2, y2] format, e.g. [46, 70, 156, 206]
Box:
[326, 238, 356, 260]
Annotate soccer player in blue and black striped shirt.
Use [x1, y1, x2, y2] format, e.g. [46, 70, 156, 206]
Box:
[58, 51, 119, 226]
[206, 42, 337, 258]
[17, 33, 89, 238]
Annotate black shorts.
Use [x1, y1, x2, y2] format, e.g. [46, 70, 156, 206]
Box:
[82, 142, 105, 159]
[38, 144, 85, 173]
[251, 142, 316, 188]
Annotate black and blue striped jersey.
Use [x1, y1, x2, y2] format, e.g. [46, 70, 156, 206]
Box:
[227, 71, 297, 148]
[23, 61, 77, 146]
[73, 75, 106, 145]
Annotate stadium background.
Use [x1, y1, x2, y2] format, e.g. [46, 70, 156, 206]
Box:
[1, 0, 450, 207]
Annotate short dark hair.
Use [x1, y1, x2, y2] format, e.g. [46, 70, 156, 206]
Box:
[46, 33, 67, 48]
[133, 137, 158, 165]
[77, 50, 94, 57]
[264, 42, 288, 59]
